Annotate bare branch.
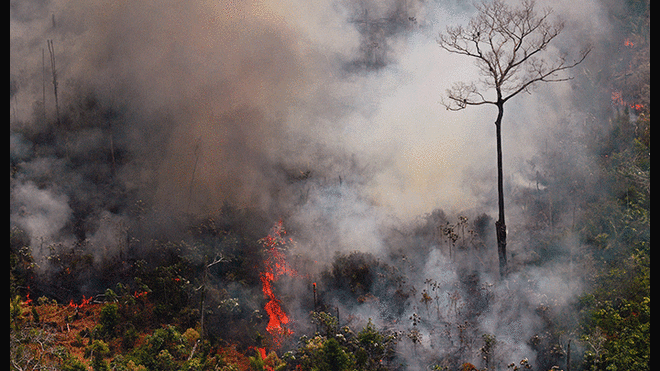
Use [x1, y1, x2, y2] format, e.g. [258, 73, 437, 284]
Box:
[502, 46, 591, 102]
[438, 0, 589, 105]
[441, 82, 496, 111]
[207, 254, 227, 268]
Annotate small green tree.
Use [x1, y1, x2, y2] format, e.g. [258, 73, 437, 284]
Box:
[355, 318, 396, 370]
[155, 349, 177, 371]
[249, 349, 265, 371]
[61, 357, 88, 371]
[99, 303, 119, 339]
[85, 340, 111, 371]
[10, 295, 24, 331]
[320, 338, 352, 371]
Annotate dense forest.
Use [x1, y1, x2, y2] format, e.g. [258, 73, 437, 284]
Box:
[11, 0, 648, 370]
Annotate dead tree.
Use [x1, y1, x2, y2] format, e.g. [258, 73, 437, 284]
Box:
[197, 254, 226, 343]
[438, 0, 589, 278]
[47, 39, 61, 127]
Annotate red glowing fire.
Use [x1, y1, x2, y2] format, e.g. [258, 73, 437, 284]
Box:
[133, 291, 148, 299]
[259, 221, 296, 347]
[611, 90, 644, 112]
[24, 290, 33, 305]
[256, 347, 268, 361]
[68, 295, 93, 309]
[250, 346, 275, 371]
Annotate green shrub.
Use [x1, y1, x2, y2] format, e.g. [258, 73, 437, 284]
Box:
[99, 303, 119, 339]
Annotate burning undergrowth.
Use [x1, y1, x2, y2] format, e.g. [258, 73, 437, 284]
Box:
[9, 188, 648, 370]
[11, 187, 590, 369]
[258, 221, 297, 347]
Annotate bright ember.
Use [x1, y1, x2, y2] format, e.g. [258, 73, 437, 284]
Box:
[68, 295, 93, 309]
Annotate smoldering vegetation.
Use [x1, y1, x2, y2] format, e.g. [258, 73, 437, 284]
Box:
[10, 0, 649, 370]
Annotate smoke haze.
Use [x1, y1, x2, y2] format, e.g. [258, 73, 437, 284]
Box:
[11, 0, 641, 368]
[10, 0, 609, 215]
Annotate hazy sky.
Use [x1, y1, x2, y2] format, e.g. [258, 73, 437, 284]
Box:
[11, 0, 613, 255]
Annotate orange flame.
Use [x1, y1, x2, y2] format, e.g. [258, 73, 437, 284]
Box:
[630, 103, 645, 111]
[249, 347, 275, 371]
[24, 287, 33, 305]
[133, 291, 148, 299]
[68, 295, 93, 309]
[259, 221, 296, 347]
[611, 90, 644, 112]
[256, 347, 268, 361]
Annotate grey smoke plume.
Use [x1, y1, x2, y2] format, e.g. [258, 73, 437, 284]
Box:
[10, 0, 608, 219]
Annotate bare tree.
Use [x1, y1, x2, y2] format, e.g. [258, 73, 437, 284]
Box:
[438, 0, 589, 278]
[47, 39, 61, 127]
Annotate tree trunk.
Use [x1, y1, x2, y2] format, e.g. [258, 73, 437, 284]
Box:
[495, 102, 507, 278]
[199, 265, 208, 343]
[566, 339, 572, 371]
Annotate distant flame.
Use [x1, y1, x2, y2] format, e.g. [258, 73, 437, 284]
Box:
[611, 90, 644, 112]
[133, 291, 148, 299]
[256, 347, 268, 361]
[611, 90, 624, 106]
[250, 346, 274, 371]
[259, 221, 296, 347]
[629, 103, 644, 111]
[24, 287, 33, 305]
[624, 38, 634, 48]
[68, 295, 93, 309]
